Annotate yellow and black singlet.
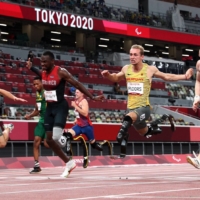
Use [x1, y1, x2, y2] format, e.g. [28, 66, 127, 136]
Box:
[125, 63, 151, 109]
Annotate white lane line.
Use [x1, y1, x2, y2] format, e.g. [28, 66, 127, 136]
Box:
[64, 187, 200, 200]
[0, 170, 199, 185]
[0, 167, 196, 177]
[100, 196, 200, 199]
[0, 166, 194, 178]
[0, 180, 192, 195]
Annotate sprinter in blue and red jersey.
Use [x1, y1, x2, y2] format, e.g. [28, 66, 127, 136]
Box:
[64, 89, 103, 167]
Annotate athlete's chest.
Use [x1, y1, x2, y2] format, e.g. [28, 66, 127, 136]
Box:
[42, 74, 61, 91]
[36, 92, 44, 102]
[126, 71, 146, 83]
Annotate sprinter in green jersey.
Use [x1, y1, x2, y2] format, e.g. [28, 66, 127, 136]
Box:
[25, 77, 49, 173]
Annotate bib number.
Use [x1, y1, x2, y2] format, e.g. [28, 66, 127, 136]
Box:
[44, 90, 57, 102]
[127, 82, 143, 94]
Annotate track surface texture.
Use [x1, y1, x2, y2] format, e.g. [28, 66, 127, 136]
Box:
[0, 164, 199, 200]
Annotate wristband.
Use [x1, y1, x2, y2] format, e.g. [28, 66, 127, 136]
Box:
[194, 95, 200, 102]
[185, 74, 187, 80]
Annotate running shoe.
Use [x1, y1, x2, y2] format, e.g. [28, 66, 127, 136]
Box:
[3, 123, 14, 133]
[187, 151, 200, 169]
[29, 166, 42, 174]
[60, 160, 76, 178]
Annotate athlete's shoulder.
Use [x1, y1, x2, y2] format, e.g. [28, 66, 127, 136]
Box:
[123, 64, 130, 68]
[82, 98, 88, 104]
[59, 66, 70, 73]
[196, 60, 200, 72]
[147, 64, 157, 71]
[122, 64, 129, 72]
[196, 60, 200, 67]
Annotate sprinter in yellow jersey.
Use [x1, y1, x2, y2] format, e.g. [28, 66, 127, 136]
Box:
[187, 57, 200, 169]
[101, 45, 193, 158]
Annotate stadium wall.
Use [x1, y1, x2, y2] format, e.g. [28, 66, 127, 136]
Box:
[0, 120, 199, 142]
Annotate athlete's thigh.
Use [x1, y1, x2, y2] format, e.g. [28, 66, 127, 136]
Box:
[82, 125, 94, 141]
[34, 122, 46, 139]
[72, 125, 82, 136]
[44, 106, 54, 132]
[53, 100, 69, 128]
[131, 106, 151, 130]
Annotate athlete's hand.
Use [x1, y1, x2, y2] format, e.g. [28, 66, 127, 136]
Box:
[185, 68, 193, 80]
[101, 70, 110, 78]
[24, 114, 31, 120]
[193, 100, 199, 112]
[13, 97, 27, 102]
[92, 95, 105, 101]
[26, 58, 32, 69]
[71, 101, 76, 108]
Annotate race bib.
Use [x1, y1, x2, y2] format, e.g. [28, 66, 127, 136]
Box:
[36, 102, 41, 111]
[44, 90, 57, 101]
[127, 82, 143, 94]
[74, 110, 80, 118]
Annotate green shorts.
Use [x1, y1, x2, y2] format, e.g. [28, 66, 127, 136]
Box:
[34, 122, 46, 139]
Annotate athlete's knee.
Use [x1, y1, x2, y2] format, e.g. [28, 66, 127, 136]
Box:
[91, 141, 103, 151]
[52, 127, 62, 141]
[52, 127, 66, 147]
[34, 137, 41, 145]
[0, 132, 6, 148]
[117, 115, 132, 143]
[0, 141, 6, 148]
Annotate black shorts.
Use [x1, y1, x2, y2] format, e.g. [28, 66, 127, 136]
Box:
[44, 99, 69, 132]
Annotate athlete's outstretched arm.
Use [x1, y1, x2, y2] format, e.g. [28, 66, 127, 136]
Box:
[0, 89, 27, 102]
[101, 66, 126, 82]
[30, 66, 42, 78]
[24, 104, 39, 119]
[59, 68, 103, 100]
[153, 66, 193, 81]
[26, 58, 42, 78]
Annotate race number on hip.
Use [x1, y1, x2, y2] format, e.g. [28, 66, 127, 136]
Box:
[44, 90, 58, 101]
[36, 102, 41, 111]
[127, 82, 143, 94]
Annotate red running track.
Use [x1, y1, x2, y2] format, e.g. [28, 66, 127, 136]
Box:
[0, 164, 199, 200]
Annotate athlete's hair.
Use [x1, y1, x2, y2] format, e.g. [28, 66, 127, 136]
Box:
[33, 76, 42, 81]
[43, 51, 55, 60]
[131, 45, 144, 56]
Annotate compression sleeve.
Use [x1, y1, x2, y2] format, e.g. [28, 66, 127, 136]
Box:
[30, 66, 41, 78]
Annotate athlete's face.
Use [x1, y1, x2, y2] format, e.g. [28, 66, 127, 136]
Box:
[129, 48, 144, 65]
[33, 79, 43, 92]
[41, 55, 54, 72]
[75, 90, 83, 100]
